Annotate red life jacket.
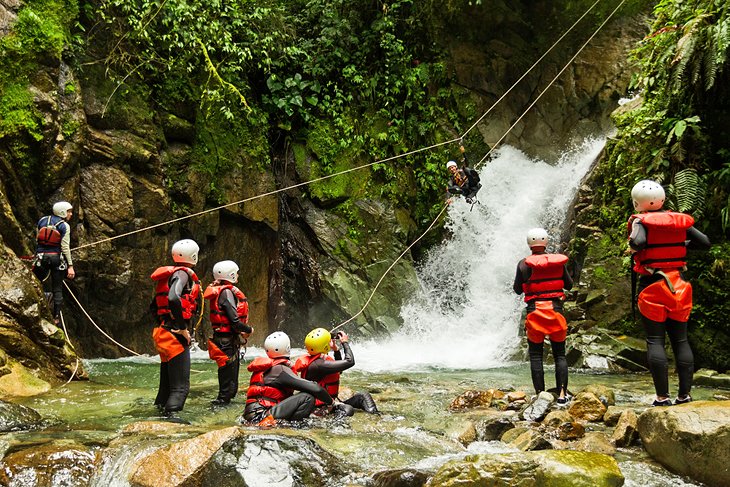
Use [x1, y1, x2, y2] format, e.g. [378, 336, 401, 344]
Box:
[522, 253, 568, 302]
[150, 266, 201, 321]
[203, 283, 248, 333]
[246, 356, 292, 407]
[292, 354, 340, 406]
[36, 216, 64, 247]
[628, 211, 694, 275]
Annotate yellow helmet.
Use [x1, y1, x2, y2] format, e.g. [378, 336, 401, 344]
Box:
[304, 328, 331, 355]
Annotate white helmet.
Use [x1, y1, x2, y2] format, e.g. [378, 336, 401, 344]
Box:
[631, 180, 665, 212]
[52, 201, 73, 218]
[264, 332, 291, 359]
[213, 260, 239, 283]
[446, 160, 458, 169]
[526, 228, 549, 248]
[171, 239, 199, 266]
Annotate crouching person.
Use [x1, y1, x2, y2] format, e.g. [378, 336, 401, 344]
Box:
[243, 332, 333, 427]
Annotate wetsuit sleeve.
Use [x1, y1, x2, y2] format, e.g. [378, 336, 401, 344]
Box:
[275, 366, 333, 405]
[60, 221, 73, 266]
[219, 289, 252, 334]
[686, 226, 711, 250]
[310, 345, 355, 375]
[465, 167, 480, 183]
[167, 270, 190, 328]
[562, 264, 573, 291]
[628, 219, 647, 251]
[513, 259, 529, 294]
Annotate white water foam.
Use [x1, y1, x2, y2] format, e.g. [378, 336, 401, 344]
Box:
[353, 137, 606, 372]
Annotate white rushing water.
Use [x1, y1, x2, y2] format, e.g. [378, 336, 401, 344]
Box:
[354, 137, 607, 372]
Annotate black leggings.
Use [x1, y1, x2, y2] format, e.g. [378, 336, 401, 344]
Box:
[270, 393, 316, 421]
[642, 316, 693, 397]
[155, 348, 191, 413]
[527, 339, 568, 395]
[211, 333, 240, 402]
[33, 253, 65, 319]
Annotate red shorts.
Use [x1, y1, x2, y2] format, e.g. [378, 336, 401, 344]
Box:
[207, 339, 229, 368]
[525, 301, 567, 343]
[638, 270, 692, 322]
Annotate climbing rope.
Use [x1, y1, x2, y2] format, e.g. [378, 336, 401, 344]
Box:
[331, 0, 626, 332]
[477, 0, 628, 166]
[58, 0, 623, 345]
[58, 310, 80, 385]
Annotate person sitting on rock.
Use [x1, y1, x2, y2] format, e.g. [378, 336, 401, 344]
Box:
[203, 260, 253, 406]
[292, 328, 379, 417]
[243, 332, 333, 427]
[446, 144, 481, 204]
[513, 228, 573, 404]
[627, 180, 710, 406]
[33, 201, 75, 325]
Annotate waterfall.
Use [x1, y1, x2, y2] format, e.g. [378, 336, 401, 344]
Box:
[354, 137, 606, 372]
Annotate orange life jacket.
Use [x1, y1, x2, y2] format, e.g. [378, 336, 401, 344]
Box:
[628, 211, 694, 275]
[150, 266, 200, 321]
[245, 356, 292, 407]
[453, 169, 468, 188]
[203, 283, 248, 333]
[522, 253, 568, 302]
[36, 216, 63, 247]
[292, 354, 340, 406]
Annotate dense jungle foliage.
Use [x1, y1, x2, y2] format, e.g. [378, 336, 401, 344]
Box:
[585, 0, 730, 370]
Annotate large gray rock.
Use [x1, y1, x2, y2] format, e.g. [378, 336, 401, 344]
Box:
[427, 450, 624, 486]
[568, 329, 647, 372]
[638, 400, 730, 486]
[0, 443, 98, 487]
[521, 391, 554, 422]
[0, 399, 43, 432]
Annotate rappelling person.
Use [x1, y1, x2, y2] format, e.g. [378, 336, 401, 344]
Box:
[627, 180, 710, 406]
[292, 328, 379, 417]
[446, 144, 481, 204]
[34, 201, 75, 325]
[150, 239, 201, 416]
[513, 228, 573, 405]
[203, 260, 253, 406]
[243, 331, 333, 427]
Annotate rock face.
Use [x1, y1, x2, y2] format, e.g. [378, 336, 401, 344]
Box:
[0, 443, 98, 487]
[0, 400, 43, 432]
[638, 400, 730, 487]
[428, 450, 624, 486]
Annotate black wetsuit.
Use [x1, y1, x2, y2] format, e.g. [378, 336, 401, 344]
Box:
[34, 215, 72, 320]
[629, 215, 710, 398]
[447, 154, 481, 201]
[513, 253, 574, 395]
[154, 269, 194, 413]
[243, 363, 333, 423]
[303, 342, 379, 416]
[212, 288, 252, 403]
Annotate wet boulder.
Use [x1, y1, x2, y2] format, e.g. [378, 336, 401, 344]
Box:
[638, 400, 730, 487]
[580, 385, 615, 406]
[543, 410, 573, 428]
[427, 450, 624, 486]
[372, 468, 431, 487]
[610, 409, 638, 447]
[572, 432, 616, 455]
[509, 430, 552, 451]
[449, 390, 494, 411]
[0, 399, 43, 432]
[603, 406, 633, 426]
[0, 443, 98, 487]
[693, 369, 730, 389]
[556, 421, 586, 441]
[568, 392, 607, 421]
[521, 391, 554, 422]
[568, 329, 647, 372]
[474, 411, 516, 441]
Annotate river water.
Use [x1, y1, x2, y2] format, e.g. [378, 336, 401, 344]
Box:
[1, 140, 711, 485]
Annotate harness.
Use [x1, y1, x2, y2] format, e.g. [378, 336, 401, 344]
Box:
[150, 266, 201, 321]
[203, 283, 248, 333]
[36, 216, 64, 247]
[628, 211, 694, 275]
[246, 357, 292, 407]
[292, 354, 340, 406]
[522, 254, 568, 302]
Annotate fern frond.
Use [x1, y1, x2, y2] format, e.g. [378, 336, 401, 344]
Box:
[673, 168, 706, 218]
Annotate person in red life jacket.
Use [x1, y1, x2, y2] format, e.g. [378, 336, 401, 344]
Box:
[150, 239, 201, 416]
[203, 260, 253, 406]
[292, 328, 379, 417]
[446, 145, 481, 204]
[513, 228, 573, 405]
[33, 201, 75, 325]
[628, 180, 710, 406]
[243, 331, 333, 427]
